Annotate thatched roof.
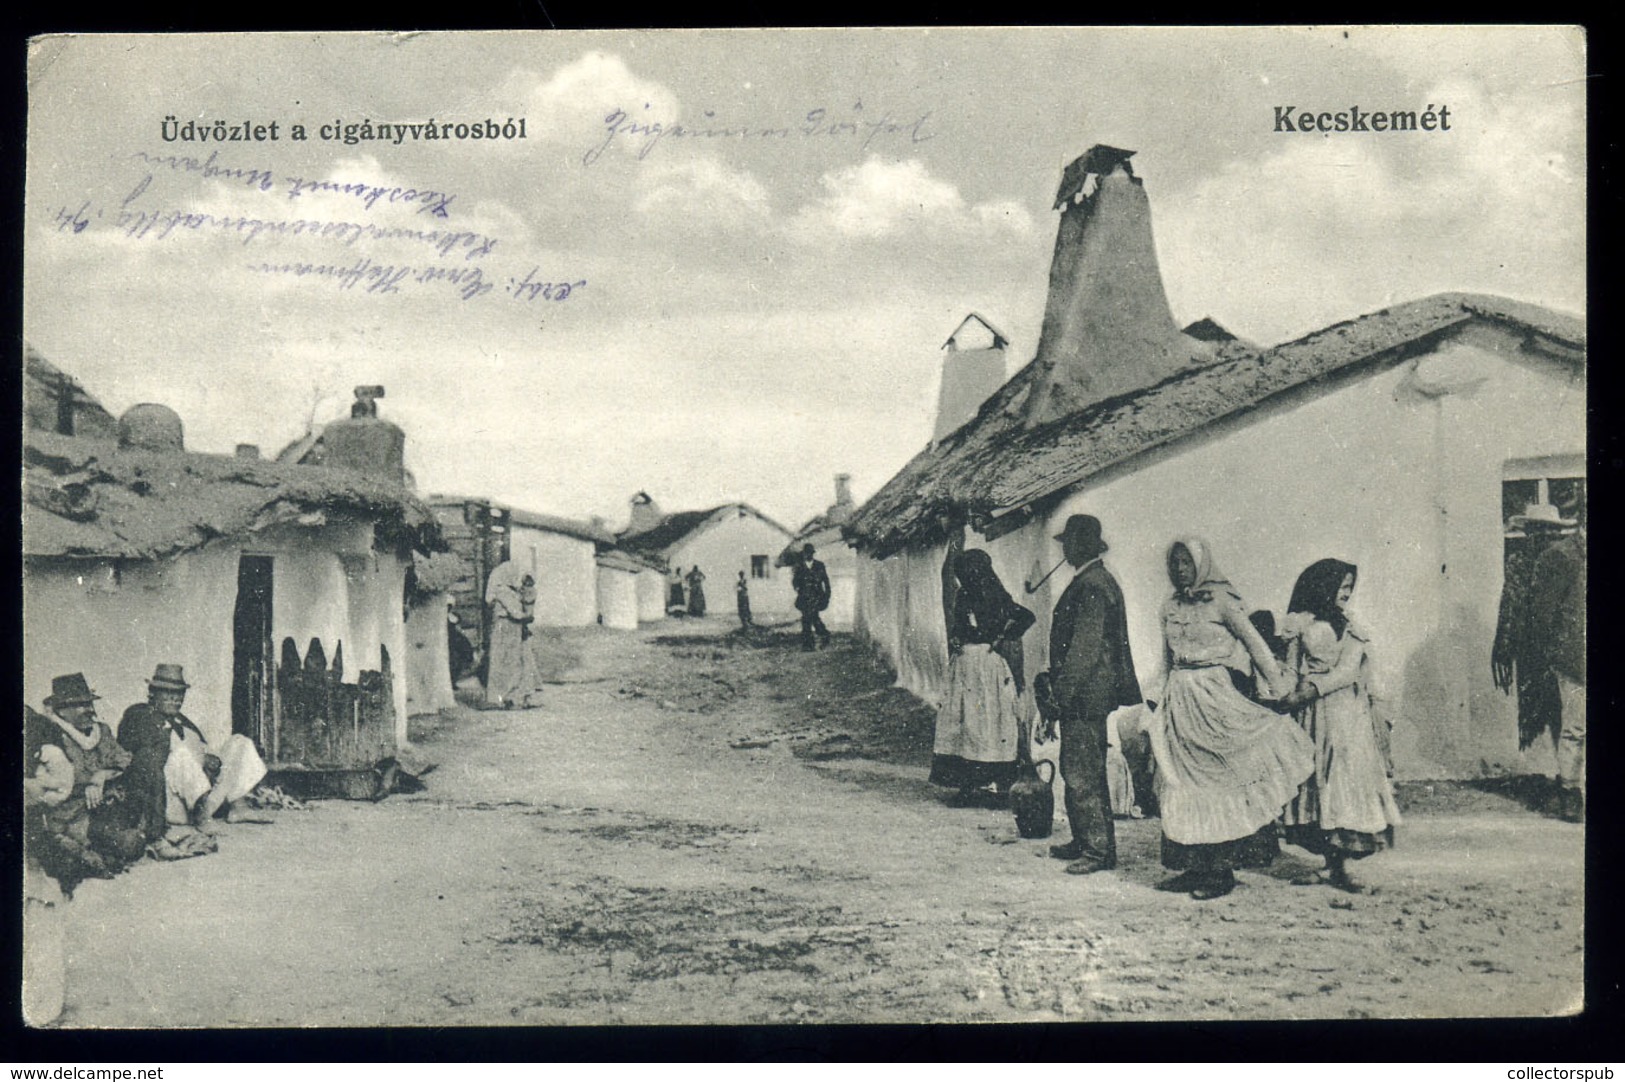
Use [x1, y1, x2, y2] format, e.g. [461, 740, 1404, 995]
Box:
[618, 504, 793, 558]
[24, 429, 443, 561]
[509, 507, 617, 546]
[844, 292, 1585, 557]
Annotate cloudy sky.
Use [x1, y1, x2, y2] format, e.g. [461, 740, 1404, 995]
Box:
[24, 28, 1585, 531]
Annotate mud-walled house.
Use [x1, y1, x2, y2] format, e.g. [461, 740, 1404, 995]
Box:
[618, 492, 799, 621]
[424, 495, 618, 663]
[23, 365, 443, 797]
[844, 145, 1586, 780]
[777, 474, 861, 629]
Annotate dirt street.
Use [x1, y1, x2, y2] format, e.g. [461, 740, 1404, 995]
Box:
[56, 623, 1583, 1026]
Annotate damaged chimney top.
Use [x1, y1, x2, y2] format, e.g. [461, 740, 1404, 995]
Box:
[1021, 144, 1192, 429]
[351, 385, 385, 418]
[321, 384, 405, 483]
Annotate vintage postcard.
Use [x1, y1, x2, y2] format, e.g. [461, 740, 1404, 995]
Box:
[22, 27, 1585, 1028]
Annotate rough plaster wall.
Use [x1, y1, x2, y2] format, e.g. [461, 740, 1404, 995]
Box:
[669, 514, 797, 618]
[405, 591, 455, 715]
[636, 569, 668, 623]
[597, 567, 639, 630]
[508, 524, 598, 627]
[25, 551, 239, 748]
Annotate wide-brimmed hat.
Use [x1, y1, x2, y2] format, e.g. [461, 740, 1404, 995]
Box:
[1514, 502, 1577, 531]
[1054, 514, 1108, 556]
[145, 663, 191, 691]
[44, 672, 100, 708]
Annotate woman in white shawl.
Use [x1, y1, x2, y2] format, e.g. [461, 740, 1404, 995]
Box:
[485, 560, 542, 709]
[1146, 538, 1315, 900]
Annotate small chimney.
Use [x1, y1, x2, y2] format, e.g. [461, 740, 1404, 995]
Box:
[235, 443, 261, 460]
[626, 491, 664, 535]
[117, 404, 185, 452]
[1022, 146, 1191, 428]
[320, 385, 406, 483]
[834, 474, 854, 509]
[933, 313, 1010, 443]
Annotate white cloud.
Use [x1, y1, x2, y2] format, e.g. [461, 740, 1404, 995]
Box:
[634, 158, 773, 227]
[788, 158, 1035, 242]
[499, 52, 680, 153]
[1157, 75, 1584, 342]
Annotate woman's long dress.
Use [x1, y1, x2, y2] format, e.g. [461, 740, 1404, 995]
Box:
[686, 572, 708, 617]
[1279, 614, 1402, 857]
[1148, 589, 1315, 872]
[931, 643, 1022, 791]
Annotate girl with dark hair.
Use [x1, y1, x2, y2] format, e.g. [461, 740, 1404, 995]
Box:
[1279, 559, 1402, 893]
[1147, 538, 1315, 900]
[931, 549, 1037, 807]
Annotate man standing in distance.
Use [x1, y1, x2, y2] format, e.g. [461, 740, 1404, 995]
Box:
[1043, 515, 1142, 875]
[792, 544, 833, 651]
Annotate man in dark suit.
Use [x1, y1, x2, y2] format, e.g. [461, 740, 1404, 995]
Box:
[792, 544, 833, 651]
[1042, 515, 1142, 875]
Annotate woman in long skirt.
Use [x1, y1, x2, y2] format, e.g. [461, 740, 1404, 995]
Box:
[485, 560, 541, 709]
[931, 549, 1037, 807]
[1146, 538, 1315, 900]
[685, 566, 708, 617]
[1279, 559, 1402, 893]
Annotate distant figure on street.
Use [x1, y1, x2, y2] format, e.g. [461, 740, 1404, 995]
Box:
[1040, 515, 1142, 875]
[1493, 507, 1565, 764]
[1147, 538, 1312, 900]
[1526, 498, 1586, 822]
[117, 664, 268, 854]
[792, 544, 833, 651]
[686, 566, 708, 617]
[736, 571, 753, 629]
[1278, 559, 1402, 893]
[668, 567, 688, 616]
[484, 560, 539, 708]
[931, 549, 1036, 806]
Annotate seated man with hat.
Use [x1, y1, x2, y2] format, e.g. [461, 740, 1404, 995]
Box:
[117, 664, 268, 848]
[24, 673, 145, 890]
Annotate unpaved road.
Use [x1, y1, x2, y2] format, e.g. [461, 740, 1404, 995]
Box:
[57, 624, 1583, 1026]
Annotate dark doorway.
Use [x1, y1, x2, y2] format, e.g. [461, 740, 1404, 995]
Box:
[232, 555, 275, 753]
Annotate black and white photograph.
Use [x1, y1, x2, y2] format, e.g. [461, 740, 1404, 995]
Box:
[21, 27, 1586, 1028]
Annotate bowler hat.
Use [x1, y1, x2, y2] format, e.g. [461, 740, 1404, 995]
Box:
[44, 672, 100, 708]
[1054, 514, 1108, 555]
[802, 544, 816, 557]
[146, 663, 191, 691]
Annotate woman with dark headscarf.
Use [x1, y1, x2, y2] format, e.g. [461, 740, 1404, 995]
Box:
[931, 549, 1037, 807]
[1279, 559, 1401, 892]
[1146, 538, 1315, 899]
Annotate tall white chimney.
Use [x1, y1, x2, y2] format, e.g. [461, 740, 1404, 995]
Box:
[932, 313, 1010, 443]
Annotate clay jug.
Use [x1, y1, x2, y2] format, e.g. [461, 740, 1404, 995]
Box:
[1010, 759, 1056, 839]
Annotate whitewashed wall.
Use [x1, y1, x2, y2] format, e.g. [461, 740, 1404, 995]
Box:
[857, 332, 1583, 779]
[596, 565, 640, 630]
[668, 512, 797, 620]
[24, 516, 415, 750]
[507, 523, 599, 627]
[405, 591, 456, 716]
[635, 568, 668, 623]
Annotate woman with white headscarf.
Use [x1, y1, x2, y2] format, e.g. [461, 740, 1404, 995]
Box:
[484, 559, 541, 709]
[1146, 538, 1314, 900]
